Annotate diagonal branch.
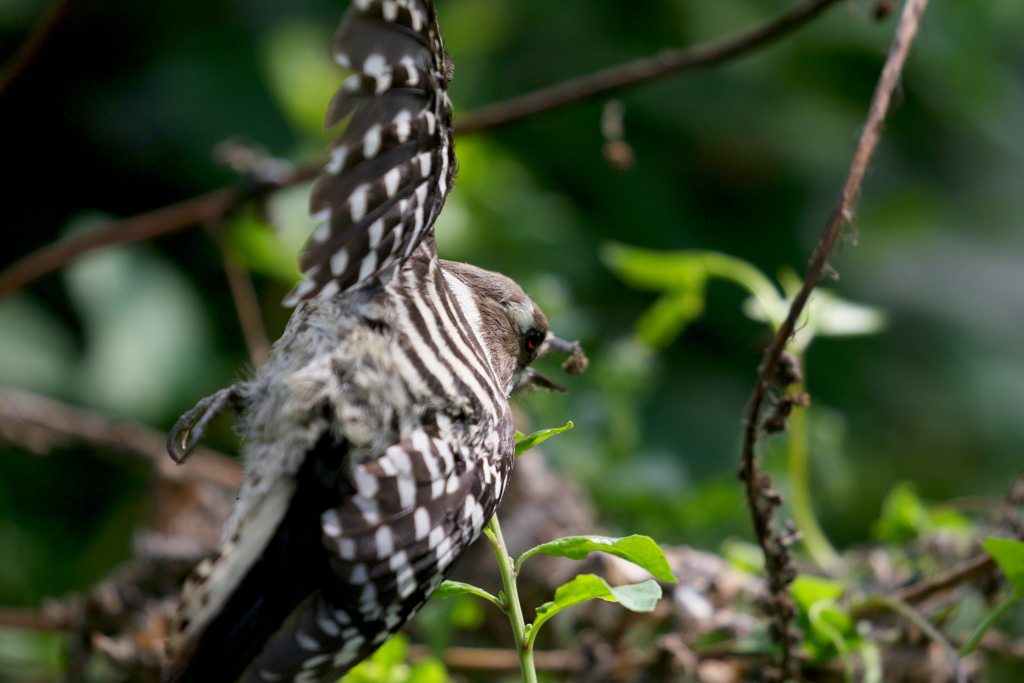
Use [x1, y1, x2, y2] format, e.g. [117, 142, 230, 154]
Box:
[0, 387, 241, 488]
[0, 0, 845, 301]
[737, 0, 930, 679]
[453, 0, 843, 136]
[0, 186, 240, 300]
[0, 0, 80, 99]
[214, 231, 271, 368]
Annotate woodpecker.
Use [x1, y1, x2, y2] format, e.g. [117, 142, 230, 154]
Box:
[162, 2, 586, 682]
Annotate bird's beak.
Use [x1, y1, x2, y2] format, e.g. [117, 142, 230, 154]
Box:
[540, 333, 589, 376]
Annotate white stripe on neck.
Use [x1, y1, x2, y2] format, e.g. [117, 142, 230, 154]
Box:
[442, 271, 495, 371]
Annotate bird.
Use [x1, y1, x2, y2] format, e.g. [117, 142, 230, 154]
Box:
[161, 1, 587, 682]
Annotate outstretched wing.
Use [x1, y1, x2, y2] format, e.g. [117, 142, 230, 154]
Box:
[284, 0, 456, 306]
[238, 420, 510, 683]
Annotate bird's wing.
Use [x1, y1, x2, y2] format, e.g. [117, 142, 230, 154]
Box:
[163, 476, 301, 683]
[240, 420, 507, 683]
[284, 0, 456, 306]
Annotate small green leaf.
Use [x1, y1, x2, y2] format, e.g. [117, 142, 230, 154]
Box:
[231, 211, 302, 285]
[429, 581, 503, 609]
[984, 537, 1024, 595]
[526, 576, 660, 649]
[262, 20, 346, 138]
[807, 600, 855, 677]
[448, 595, 485, 630]
[791, 575, 845, 612]
[341, 633, 410, 682]
[537, 575, 661, 620]
[871, 481, 930, 542]
[602, 243, 787, 348]
[517, 535, 676, 582]
[600, 242, 707, 291]
[808, 600, 853, 640]
[720, 538, 766, 575]
[514, 421, 573, 456]
[408, 657, 451, 683]
[636, 288, 706, 350]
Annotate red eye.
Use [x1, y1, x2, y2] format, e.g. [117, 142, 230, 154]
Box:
[524, 329, 543, 352]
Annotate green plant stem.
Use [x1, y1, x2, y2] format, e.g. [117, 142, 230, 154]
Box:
[484, 515, 538, 683]
[960, 589, 1020, 657]
[786, 378, 841, 572]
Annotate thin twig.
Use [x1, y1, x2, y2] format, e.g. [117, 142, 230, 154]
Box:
[0, 0, 844, 300]
[0, 387, 241, 488]
[215, 233, 271, 368]
[895, 553, 996, 605]
[738, 0, 930, 678]
[0, 186, 239, 300]
[0, 607, 69, 631]
[868, 595, 967, 683]
[453, 0, 843, 136]
[0, 0, 79, 99]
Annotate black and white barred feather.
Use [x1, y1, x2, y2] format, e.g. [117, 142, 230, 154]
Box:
[163, 2, 584, 682]
[284, 0, 455, 306]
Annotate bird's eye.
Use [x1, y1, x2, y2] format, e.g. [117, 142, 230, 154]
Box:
[524, 328, 544, 352]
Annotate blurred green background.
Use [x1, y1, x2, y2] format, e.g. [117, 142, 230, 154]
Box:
[1, 0, 1023, 633]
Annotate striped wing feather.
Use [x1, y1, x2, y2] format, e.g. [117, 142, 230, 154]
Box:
[284, 0, 455, 306]
[241, 422, 503, 683]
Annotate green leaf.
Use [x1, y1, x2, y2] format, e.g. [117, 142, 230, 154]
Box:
[517, 535, 676, 582]
[233, 181, 356, 287]
[808, 600, 853, 640]
[791, 575, 845, 613]
[602, 243, 786, 347]
[983, 537, 1024, 595]
[537, 575, 661, 620]
[744, 271, 886, 352]
[341, 633, 410, 682]
[871, 481, 930, 543]
[408, 657, 451, 683]
[448, 595, 485, 630]
[262, 20, 346, 138]
[636, 288, 706, 350]
[720, 538, 766, 575]
[429, 580, 503, 609]
[600, 242, 708, 291]
[514, 421, 573, 456]
[807, 600, 855, 677]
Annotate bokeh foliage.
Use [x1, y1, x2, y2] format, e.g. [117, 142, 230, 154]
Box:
[2, 0, 1024, 646]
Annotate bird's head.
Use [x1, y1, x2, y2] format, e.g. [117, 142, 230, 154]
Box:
[440, 261, 588, 397]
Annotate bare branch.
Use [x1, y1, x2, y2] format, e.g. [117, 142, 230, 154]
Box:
[0, 607, 68, 631]
[453, 0, 844, 136]
[0, 0, 844, 301]
[0, 0, 80, 99]
[895, 553, 996, 605]
[0, 187, 238, 300]
[0, 387, 241, 489]
[215, 233, 271, 368]
[737, 0, 931, 678]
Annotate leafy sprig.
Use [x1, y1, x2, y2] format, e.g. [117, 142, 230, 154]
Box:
[430, 423, 675, 683]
